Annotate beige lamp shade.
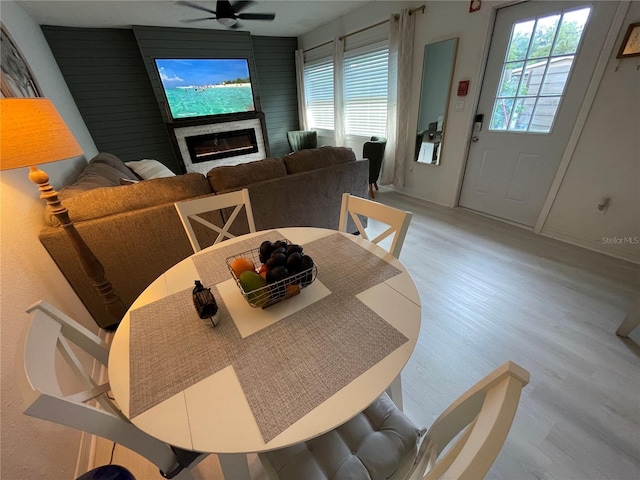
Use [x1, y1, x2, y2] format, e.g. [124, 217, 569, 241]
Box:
[0, 98, 83, 170]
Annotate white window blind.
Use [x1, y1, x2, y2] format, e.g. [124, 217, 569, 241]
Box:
[303, 59, 334, 130]
[344, 45, 389, 137]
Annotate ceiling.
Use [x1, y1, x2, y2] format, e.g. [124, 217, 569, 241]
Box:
[16, 0, 369, 37]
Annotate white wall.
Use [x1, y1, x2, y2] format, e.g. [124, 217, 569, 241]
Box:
[300, 0, 639, 264]
[541, 2, 640, 263]
[403, 0, 498, 205]
[0, 1, 99, 478]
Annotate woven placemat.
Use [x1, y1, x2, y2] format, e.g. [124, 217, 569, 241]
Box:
[128, 285, 238, 418]
[128, 231, 408, 443]
[231, 291, 408, 442]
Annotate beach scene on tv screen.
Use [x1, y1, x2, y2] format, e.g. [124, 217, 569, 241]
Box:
[156, 58, 255, 119]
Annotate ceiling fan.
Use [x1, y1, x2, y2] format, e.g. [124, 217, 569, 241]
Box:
[177, 1, 276, 29]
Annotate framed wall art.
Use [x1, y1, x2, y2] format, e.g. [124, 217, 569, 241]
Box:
[1, 23, 42, 97]
[617, 22, 640, 59]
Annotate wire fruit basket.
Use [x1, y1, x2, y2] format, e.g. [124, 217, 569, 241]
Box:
[226, 240, 317, 309]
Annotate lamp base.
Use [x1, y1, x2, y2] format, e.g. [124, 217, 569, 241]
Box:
[29, 165, 127, 326]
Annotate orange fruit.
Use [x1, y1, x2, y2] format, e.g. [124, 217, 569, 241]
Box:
[231, 257, 255, 278]
[285, 284, 301, 296]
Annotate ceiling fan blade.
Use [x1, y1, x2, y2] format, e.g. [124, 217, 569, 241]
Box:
[231, 1, 255, 13]
[176, 1, 217, 15]
[180, 17, 217, 23]
[237, 13, 276, 20]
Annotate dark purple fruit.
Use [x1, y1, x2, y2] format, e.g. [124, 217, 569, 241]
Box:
[286, 244, 303, 257]
[266, 265, 289, 284]
[259, 241, 275, 263]
[300, 255, 314, 287]
[300, 255, 314, 271]
[265, 252, 287, 270]
[273, 240, 288, 250]
[286, 252, 302, 273]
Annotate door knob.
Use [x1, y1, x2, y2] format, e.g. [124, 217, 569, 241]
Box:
[471, 136, 479, 142]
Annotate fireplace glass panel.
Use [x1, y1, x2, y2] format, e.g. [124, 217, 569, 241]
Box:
[186, 128, 258, 163]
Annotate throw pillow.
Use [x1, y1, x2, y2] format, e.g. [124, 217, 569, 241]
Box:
[126, 159, 176, 179]
[58, 152, 139, 200]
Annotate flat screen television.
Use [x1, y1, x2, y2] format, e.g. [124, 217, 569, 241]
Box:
[154, 58, 255, 120]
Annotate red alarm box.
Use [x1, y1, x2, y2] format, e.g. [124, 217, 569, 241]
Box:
[457, 80, 470, 96]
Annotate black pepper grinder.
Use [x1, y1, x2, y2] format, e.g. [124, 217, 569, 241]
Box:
[192, 280, 219, 327]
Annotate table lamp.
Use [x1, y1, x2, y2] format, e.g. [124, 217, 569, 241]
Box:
[1, 98, 126, 325]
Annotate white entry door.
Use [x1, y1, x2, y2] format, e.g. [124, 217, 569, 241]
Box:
[459, 0, 618, 227]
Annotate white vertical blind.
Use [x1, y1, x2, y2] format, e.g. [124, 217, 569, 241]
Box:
[343, 45, 389, 136]
[303, 59, 334, 130]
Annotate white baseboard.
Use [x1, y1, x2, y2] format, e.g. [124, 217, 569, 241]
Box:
[541, 229, 640, 265]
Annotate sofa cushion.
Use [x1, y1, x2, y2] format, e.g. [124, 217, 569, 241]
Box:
[283, 146, 356, 174]
[207, 157, 286, 193]
[58, 152, 139, 199]
[46, 173, 212, 226]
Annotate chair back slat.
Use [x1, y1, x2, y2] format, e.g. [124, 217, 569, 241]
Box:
[339, 193, 413, 258]
[175, 189, 256, 253]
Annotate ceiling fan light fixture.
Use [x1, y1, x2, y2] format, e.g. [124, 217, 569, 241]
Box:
[217, 17, 237, 27]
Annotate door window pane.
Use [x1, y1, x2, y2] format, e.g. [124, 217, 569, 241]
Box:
[530, 97, 560, 132]
[490, 6, 590, 133]
[520, 59, 547, 96]
[506, 20, 535, 61]
[497, 61, 524, 97]
[489, 98, 514, 130]
[553, 8, 590, 55]
[509, 97, 537, 131]
[540, 56, 573, 95]
[529, 15, 561, 59]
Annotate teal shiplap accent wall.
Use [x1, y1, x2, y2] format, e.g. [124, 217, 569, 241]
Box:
[42, 25, 299, 169]
[41, 26, 181, 172]
[251, 36, 299, 158]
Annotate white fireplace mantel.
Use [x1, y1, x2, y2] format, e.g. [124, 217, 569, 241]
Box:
[172, 117, 267, 174]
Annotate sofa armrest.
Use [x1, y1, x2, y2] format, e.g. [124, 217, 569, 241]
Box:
[39, 203, 202, 328]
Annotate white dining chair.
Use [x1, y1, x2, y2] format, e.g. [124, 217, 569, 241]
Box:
[338, 192, 413, 258]
[16, 300, 208, 480]
[174, 188, 256, 252]
[259, 361, 530, 480]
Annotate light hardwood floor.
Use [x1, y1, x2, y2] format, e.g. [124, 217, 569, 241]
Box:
[94, 190, 640, 480]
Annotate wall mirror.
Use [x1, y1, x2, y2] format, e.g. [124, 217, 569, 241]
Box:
[415, 37, 458, 165]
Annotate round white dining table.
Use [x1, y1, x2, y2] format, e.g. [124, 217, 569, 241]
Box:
[108, 227, 421, 479]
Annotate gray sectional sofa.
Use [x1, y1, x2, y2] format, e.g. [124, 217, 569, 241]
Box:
[39, 148, 369, 328]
